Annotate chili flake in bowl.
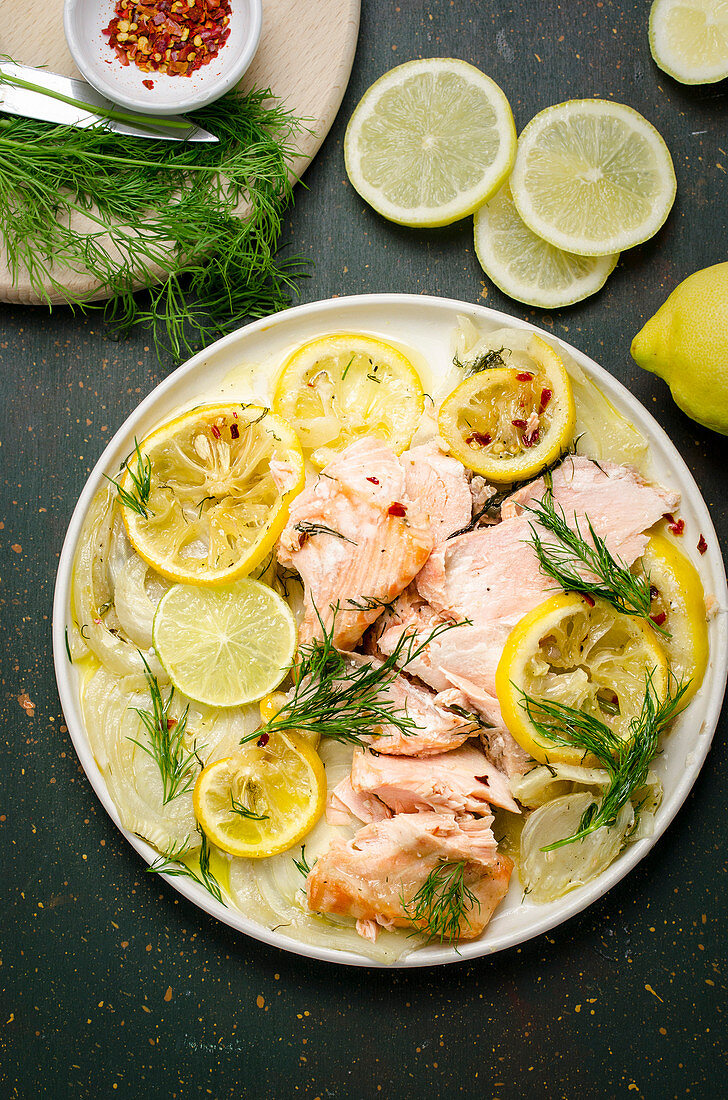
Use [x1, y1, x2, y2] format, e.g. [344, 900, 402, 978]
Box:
[103, 1, 232, 78]
[64, 0, 262, 115]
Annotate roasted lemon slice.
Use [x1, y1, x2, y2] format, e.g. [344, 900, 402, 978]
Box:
[120, 404, 304, 585]
[438, 334, 575, 483]
[496, 593, 669, 767]
[193, 739, 326, 858]
[640, 534, 709, 703]
[273, 333, 424, 468]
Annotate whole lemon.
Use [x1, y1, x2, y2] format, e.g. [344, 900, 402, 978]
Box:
[631, 262, 728, 435]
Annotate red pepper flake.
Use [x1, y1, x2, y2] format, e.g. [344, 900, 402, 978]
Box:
[465, 431, 492, 447]
[581, 593, 595, 607]
[257, 733, 270, 747]
[650, 585, 659, 600]
[539, 388, 552, 412]
[167, 717, 177, 729]
[523, 429, 540, 448]
[103, 0, 232, 77]
[210, 423, 221, 439]
[668, 517, 685, 536]
[142, 78, 154, 89]
[474, 775, 490, 786]
[388, 502, 407, 517]
[650, 611, 667, 627]
[516, 372, 534, 381]
[230, 423, 239, 440]
[366, 477, 380, 485]
[511, 418, 528, 430]
[698, 534, 708, 555]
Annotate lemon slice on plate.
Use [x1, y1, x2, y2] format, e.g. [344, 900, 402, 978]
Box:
[509, 99, 676, 256]
[344, 58, 516, 227]
[474, 183, 619, 309]
[120, 403, 304, 585]
[649, 0, 728, 84]
[273, 333, 424, 468]
[640, 534, 709, 702]
[193, 739, 326, 858]
[438, 334, 575, 483]
[153, 578, 297, 708]
[496, 593, 669, 767]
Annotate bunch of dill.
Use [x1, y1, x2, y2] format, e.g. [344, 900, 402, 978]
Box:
[0, 89, 308, 360]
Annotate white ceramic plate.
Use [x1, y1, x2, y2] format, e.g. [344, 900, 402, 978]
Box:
[53, 294, 728, 967]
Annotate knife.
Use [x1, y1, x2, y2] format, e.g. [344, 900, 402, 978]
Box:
[0, 61, 218, 143]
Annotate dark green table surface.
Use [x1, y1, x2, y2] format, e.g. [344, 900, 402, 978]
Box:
[2, 2, 726, 1097]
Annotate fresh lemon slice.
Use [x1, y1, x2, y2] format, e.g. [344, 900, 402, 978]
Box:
[273, 333, 424, 468]
[152, 578, 297, 707]
[344, 58, 516, 228]
[509, 99, 676, 256]
[496, 593, 669, 767]
[193, 739, 326, 858]
[474, 183, 619, 309]
[640, 534, 709, 702]
[438, 334, 575, 483]
[121, 404, 304, 585]
[649, 0, 728, 84]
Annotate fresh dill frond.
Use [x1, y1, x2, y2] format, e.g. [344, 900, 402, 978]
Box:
[446, 704, 494, 731]
[453, 348, 508, 375]
[130, 656, 198, 804]
[0, 82, 309, 362]
[293, 845, 317, 878]
[344, 595, 396, 613]
[401, 859, 480, 944]
[147, 829, 225, 905]
[295, 522, 358, 545]
[105, 438, 152, 518]
[341, 355, 355, 380]
[64, 627, 72, 662]
[525, 472, 669, 636]
[240, 605, 466, 748]
[229, 789, 269, 822]
[520, 670, 690, 850]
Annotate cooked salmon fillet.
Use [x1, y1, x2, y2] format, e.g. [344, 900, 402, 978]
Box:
[326, 775, 391, 826]
[367, 672, 478, 755]
[306, 812, 513, 941]
[277, 439, 434, 650]
[401, 439, 474, 543]
[351, 744, 519, 815]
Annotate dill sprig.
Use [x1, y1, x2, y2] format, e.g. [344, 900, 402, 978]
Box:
[519, 670, 689, 849]
[344, 595, 396, 613]
[526, 472, 669, 636]
[105, 438, 152, 518]
[295, 522, 357, 545]
[293, 845, 317, 878]
[0, 83, 308, 361]
[147, 829, 225, 905]
[453, 348, 508, 375]
[130, 657, 198, 804]
[229, 789, 269, 822]
[241, 606, 466, 748]
[401, 860, 480, 944]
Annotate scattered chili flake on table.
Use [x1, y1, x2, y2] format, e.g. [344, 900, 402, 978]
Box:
[103, 1, 232, 77]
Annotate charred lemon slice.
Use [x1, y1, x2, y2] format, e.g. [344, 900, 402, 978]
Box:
[119, 404, 304, 585]
[193, 739, 326, 858]
[496, 593, 669, 767]
[640, 534, 709, 703]
[273, 333, 424, 468]
[438, 334, 575, 483]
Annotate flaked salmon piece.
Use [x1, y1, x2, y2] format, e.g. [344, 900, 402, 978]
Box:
[401, 439, 474, 543]
[367, 671, 478, 756]
[351, 744, 519, 815]
[326, 775, 391, 826]
[306, 811, 513, 941]
[277, 439, 433, 650]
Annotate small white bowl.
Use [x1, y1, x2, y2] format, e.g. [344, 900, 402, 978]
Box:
[64, 0, 262, 116]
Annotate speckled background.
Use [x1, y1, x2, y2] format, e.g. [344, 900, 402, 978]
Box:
[1, 2, 727, 1097]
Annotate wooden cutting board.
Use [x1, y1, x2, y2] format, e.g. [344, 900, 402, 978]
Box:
[0, 0, 360, 304]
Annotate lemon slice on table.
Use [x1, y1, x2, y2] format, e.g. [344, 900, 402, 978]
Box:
[273, 333, 424, 468]
[344, 58, 516, 227]
[474, 183, 619, 309]
[639, 534, 709, 703]
[509, 100, 676, 256]
[120, 403, 304, 585]
[649, 0, 728, 84]
[438, 334, 575, 483]
[153, 578, 297, 708]
[194, 738, 326, 858]
[496, 593, 669, 767]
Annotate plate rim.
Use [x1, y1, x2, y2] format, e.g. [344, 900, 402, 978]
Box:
[52, 292, 728, 968]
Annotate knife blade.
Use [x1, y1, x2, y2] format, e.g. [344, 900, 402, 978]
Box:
[0, 61, 218, 143]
